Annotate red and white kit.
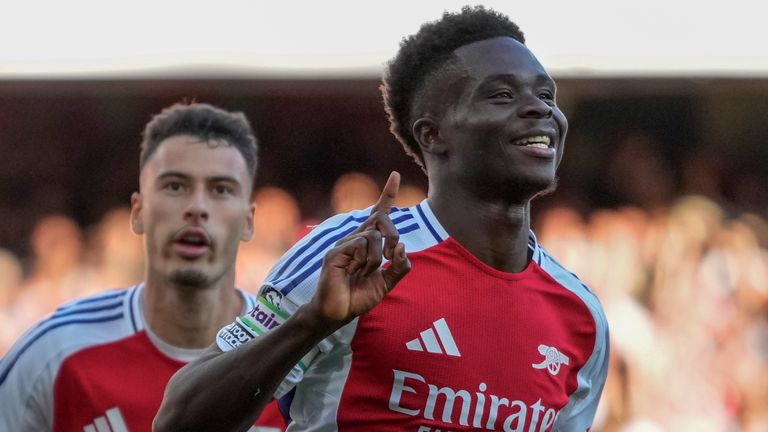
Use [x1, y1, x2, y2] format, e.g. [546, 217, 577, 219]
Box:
[218, 200, 609, 431]
[0, 284, 286, 432]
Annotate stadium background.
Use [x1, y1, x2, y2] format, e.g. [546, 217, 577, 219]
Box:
[1, 2, 767, 431]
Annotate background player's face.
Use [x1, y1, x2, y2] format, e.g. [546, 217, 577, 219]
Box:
[131, 135, 254, 288]
[438, 36, 568, 201]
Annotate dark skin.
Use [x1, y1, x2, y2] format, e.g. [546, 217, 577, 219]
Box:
[154, 36, 568, 432]
[416, 36, 568, 273]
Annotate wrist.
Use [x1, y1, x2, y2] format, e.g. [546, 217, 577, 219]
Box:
[293, 303, 344, 339]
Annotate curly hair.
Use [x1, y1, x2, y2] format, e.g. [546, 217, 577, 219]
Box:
[381, 6, 525, 171]
[140, 102, 258, 182]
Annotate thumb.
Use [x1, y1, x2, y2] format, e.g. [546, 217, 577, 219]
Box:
[382, 243, 411, 291]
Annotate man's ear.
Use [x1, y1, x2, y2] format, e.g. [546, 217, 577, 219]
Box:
[130, 192, 144, 234]
[241, 202, 255, 242]
[413, 117, 447, 156]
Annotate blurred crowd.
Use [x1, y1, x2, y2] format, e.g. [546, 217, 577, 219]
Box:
[538, 198, 768, 431]
[1, 171, 766, 431]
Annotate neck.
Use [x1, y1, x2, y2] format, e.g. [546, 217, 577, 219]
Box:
[142, 271, 243, 349]
[428, 184, 532, 273]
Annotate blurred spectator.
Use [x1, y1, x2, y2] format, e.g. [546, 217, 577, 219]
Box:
[236, 186, 301, 293]
[331, 171, 426, 212]
[10, 215, 89, 336]
[85, 207, 144, 291]
[394, 184, 427, 208]
[537, 195, 768, 431]
[26, 215, 86, 291]
[331, 172, 379, 213]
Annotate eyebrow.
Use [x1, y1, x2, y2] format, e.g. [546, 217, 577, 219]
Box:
[157, 171, 243, 186]
[157, 171, 191, 181]
[478, 73, 555, 87]
[208, 176, 243, 187]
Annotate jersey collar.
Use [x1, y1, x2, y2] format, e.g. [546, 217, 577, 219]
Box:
[416, 199, 542, 264]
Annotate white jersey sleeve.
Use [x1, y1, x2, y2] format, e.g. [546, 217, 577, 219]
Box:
[261, 208, 382, 307]
[551, 325, 609, 430]
[216, 205, 431, 399]
[537, 248, 611, 431]
[0, 338, 55, 432]
[0, 288, 138, 432]
[217, 208, 380, 397]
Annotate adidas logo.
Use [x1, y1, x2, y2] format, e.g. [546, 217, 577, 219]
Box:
[405, 318, 461, 357]
[83, 407, 127, 432]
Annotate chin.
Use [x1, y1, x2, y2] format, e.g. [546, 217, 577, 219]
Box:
[519, 167, 558, 192]
[533, 174, 558, 194]
[533, 177, 559, 199]
[498, 175, 557, 201]
[170, 269, 210, 288]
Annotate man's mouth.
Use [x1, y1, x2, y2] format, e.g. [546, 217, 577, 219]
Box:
[173, 229, 211, 259]
[511, 135, 551, 149]
[177, 233, 209, 246]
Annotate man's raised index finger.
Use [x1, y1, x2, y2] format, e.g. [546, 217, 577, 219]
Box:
[371, 171, 400, 215]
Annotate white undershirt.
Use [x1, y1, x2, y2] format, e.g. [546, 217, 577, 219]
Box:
[141, 288, 248, 363]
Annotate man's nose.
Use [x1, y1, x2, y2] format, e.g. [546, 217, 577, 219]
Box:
[517, 94, 553, 119]
[184, 189, 209, 222]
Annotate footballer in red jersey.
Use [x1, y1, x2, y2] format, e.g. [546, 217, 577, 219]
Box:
[0, 285, 285, 431]
[0, 103, 286, 431]
[157, 7, 609, 432]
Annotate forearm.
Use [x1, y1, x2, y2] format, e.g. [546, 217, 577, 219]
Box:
[154, 178, 409, 432]
[153, 305, 338, 432]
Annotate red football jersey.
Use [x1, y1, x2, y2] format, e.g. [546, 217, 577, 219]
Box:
[218, 201, 609, 431]
[0, 284, 286, 431]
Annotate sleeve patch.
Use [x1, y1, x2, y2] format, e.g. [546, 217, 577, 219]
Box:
[216, 320, 255, 351]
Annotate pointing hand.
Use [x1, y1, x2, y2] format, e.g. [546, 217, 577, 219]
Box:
[310, 172, 411, 327]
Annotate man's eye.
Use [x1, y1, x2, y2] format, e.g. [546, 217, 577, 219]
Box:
[491, 90, 514, 99]
[538, 91, 556, 104]
[214, 185, 233, 195]
[166, 182, 185, 192]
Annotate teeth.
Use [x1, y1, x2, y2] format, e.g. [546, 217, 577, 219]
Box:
[512, 135, 551, 147]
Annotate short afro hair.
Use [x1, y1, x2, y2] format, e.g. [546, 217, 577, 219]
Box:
[381, 6, 525, 171]
[140, 102, 258, 183]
